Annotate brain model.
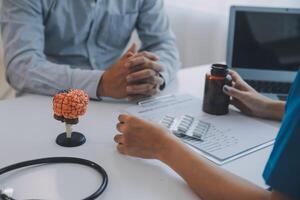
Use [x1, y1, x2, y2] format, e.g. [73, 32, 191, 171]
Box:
[53, 89, 89, 124]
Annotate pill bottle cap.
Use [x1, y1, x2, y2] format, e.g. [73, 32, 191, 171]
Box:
[211, 64, 229, 77]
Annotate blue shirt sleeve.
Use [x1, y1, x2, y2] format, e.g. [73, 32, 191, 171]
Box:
[136, 0, 181, 85]
[263, 71, 300, 199]
[0, 0, 102, 99]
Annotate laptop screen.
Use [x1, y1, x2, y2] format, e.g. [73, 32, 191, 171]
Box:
[231, 9, 300, 71]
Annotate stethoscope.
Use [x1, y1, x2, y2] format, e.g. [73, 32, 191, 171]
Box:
[0, 157, 108, 200]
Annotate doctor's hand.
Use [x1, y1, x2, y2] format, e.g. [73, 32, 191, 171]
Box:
[114, 114, 176, 160]
[223, 70, 285, 121]
[125, 52, 165, 101]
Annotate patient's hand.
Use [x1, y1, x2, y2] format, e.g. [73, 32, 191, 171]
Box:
[114, 114, 175, 159]
[223, 70, 285, 120]
[98, 43, 137, 99]
[125, 51, 165, 101]
[98, 44, 164, 100]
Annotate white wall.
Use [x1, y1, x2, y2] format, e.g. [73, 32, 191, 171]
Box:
[165, 0, 300, 67]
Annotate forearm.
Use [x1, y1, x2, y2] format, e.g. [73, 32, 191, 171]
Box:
[6, 57, 102, 99]
[158, 137, 270, 200]
[1, 0, 103, 99]
[265, 100, 285, 121]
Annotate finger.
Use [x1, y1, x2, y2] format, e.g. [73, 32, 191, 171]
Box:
[114, 134, 125, 144]
[130, 51, 159, 61]
[118, 114, 138, 125]
[148, 88, 159, 96]
[117, 144, 127, 155]
[139, 51, 159, 61]
[116, 122, 128, 133]
[118, 114, 131, 123]
[127, 69, 157, 83]
[125, 56, 147, 68]
[119, 114, 149, 130]
[126, 52, 135, 59]
[126, 57, 163, 72]
[133, 76, 164, 86]
[132, 76, 156, 85]
[223, 85, 246, 101]
[128, 62, 164, 74]
[229, 70, 255, 91]
[228, 70, 248, 86]
[125, 43, 137, 55]
[127, 94, 150, 102]
[228, 70, 243, 82]
[127, 83, 155, 95]
[152, 76, 164, 86]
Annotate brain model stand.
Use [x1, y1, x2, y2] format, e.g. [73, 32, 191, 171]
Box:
[53, 89, 89, 147]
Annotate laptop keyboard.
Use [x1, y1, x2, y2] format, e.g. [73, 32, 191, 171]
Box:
[245, 80, 292, 94]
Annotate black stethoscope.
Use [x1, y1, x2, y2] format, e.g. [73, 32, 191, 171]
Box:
[0, 157, 108, 200]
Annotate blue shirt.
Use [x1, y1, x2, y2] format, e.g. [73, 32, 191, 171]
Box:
[0, 0, 180, 99]
[264, 71, 300, 199]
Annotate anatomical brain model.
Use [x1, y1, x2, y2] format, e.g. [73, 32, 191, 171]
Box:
[53, 89, 89, 147]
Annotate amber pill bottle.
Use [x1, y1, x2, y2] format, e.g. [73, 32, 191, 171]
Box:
[202, 64, 232, 115]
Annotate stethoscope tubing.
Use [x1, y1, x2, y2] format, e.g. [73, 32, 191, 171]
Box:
[0, 157, 108, 200]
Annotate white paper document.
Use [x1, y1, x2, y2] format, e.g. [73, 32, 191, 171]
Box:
[124, 94, 279, 165]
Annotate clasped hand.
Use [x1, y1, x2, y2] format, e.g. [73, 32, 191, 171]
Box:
[98, 43, 164, 101]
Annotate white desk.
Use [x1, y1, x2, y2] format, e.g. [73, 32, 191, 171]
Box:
[0, 65, 280, 200]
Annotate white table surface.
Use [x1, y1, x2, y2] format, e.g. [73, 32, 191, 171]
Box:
[0, 65, 280, 200]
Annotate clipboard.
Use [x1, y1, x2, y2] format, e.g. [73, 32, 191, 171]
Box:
[124, 94, 279, 165]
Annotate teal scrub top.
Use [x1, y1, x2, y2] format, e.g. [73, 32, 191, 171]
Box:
[263, 71, 300, 199]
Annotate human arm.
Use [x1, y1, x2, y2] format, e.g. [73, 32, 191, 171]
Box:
[97, 43, 164, 100]
[223, 70, 285, 121]
[114, 115, 294, 200]
[88, 0, 180, 100]
[0, 0, 102, 99]
[134, 0, 181, 87]
[115, 0, 181, 101]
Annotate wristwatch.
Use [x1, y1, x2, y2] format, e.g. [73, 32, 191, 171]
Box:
[159, 73, 166, 90]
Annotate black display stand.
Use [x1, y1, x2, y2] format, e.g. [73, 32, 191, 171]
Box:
[56, 132, 86, 147]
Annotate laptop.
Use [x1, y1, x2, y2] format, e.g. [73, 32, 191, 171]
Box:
[227, 6, 300, 100]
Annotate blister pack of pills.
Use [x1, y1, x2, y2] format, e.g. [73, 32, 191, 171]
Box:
[160, 115, 211, 141]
